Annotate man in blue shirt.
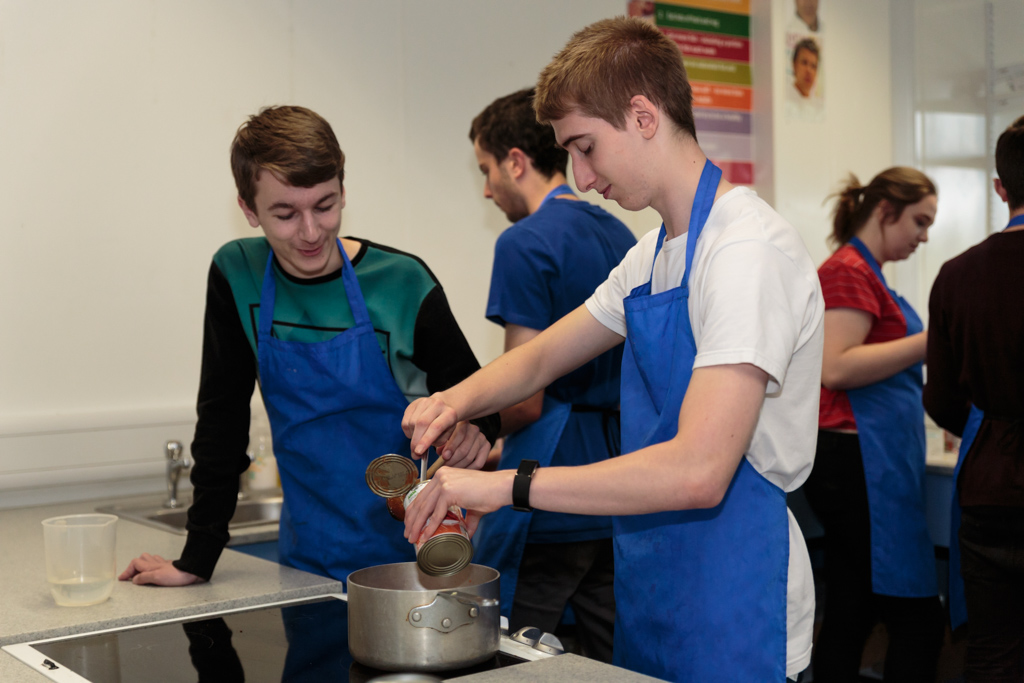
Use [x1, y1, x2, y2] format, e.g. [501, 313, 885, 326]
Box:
[468, 88, 636, 662]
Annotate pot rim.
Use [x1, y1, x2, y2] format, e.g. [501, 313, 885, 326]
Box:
[347, 562, 499, 594]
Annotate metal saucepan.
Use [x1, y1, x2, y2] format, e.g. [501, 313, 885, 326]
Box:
[347, 562, 500, 672]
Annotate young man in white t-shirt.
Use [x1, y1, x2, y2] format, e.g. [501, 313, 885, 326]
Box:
[401, 18, 824, 683]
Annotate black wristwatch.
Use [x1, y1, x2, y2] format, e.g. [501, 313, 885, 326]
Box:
[512, 459, 540, 512]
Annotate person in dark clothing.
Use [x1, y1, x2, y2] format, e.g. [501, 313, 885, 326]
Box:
[924, 114, 1024, 682]
[119, 105, 499, 587]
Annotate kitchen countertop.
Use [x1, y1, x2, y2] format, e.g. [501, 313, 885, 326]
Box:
[0, 495, 666, 683]
[926, 450, 957, 475]
[0, 495, 342, 682]
[449, 653, 665, 683]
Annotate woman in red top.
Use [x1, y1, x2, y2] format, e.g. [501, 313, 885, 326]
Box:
[804, 167, 944, 682]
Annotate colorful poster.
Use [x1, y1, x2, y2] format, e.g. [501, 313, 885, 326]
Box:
[630, 0, 753, 185]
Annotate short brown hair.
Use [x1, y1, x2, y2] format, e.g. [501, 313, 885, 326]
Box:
[469, 88, 568, 179]
[535, 17, 696, 139]
[995, 114, 1024, 211]
[231, 105, 345, 211]
[792, 37, 820, 65]
[829, 167, 937, 248]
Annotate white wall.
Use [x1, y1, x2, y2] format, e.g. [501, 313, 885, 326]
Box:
[0, 0, 663, 507]
[0, 0, 901, 507]
[770, 0, 894, 269]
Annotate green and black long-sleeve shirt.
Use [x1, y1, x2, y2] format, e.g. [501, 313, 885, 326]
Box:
[175, 236, 499, 580]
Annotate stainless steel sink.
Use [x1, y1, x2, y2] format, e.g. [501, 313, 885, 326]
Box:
[98, 490, 283, 542]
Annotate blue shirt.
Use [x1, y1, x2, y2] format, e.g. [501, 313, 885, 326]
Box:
[487, 196, 636, 542]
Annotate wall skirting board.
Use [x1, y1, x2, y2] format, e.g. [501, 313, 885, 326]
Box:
[0, 406, 197, 509]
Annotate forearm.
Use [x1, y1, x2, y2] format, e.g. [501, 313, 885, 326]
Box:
[178, 263, 256, 579]
[823, 331, 926, 390]
[419, 433, 734, 531]
[528, 439, 730, 515]
[528, 363, 765, 514]
[452, 306, 621, 421]
[497, 391, 544, 437]
[495, 325, 545, 437]
[414, 364, 763, 530]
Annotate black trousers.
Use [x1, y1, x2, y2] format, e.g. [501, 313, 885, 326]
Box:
[959, 506, 1024, 682]
[509, 537, 615, 663]
[802, 430, 944, 682]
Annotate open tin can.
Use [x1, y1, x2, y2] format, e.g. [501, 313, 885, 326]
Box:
[403, 482, 473, 577]
[365, 454, 420, 499]
[365, 454, 474, 577]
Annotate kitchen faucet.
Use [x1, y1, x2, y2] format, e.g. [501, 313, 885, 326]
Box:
[164, 440, 192, 509]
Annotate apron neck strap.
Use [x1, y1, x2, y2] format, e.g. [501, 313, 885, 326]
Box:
[1005, 214, 1024, 231]
[539, 184, 575, 209]
[258, 239, 369, 339]
[847, 237, 916, 329]
[683, 160, 723, 287]
[649, 160, 722, 286]
[848, 236, 891, 290]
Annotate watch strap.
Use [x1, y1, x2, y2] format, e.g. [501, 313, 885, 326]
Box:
[511, 459, 540, 512]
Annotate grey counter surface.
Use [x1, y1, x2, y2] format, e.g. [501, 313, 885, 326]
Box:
[449, 653, 666, 683]
[1, 496, 662, 683]
[0, 495, 342, 682]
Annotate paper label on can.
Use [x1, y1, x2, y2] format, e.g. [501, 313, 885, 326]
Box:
[404, 481, 473, 576]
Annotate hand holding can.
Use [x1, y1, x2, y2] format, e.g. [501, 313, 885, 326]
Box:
[404, 481, 473, 577]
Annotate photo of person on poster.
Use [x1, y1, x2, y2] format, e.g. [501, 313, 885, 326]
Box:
[795, 0, 822, 32]
[785, 0, 825, 120]
[792, 38, 820, 100]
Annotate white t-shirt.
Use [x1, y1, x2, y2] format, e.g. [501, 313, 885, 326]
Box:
[586, 186, 824, 677]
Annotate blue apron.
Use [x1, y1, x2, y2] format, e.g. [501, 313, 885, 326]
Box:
[845, 237, 937, 598]
[948, 405, 984, 630]
[474, 183, 579, 618]
[614, 161, 789, 682]
[256, 239, 415, 583]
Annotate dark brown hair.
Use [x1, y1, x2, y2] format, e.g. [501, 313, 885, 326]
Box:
[535, 17, 696, 139]
[470, 88, 568, 179]
[231, 106, 345, 211]
[995, 114, 1024, 211]
[829, 167, 937, 248]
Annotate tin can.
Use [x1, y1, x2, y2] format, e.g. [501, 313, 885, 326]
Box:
[404, 481, 474, 577]
[365, 454, 419, 499]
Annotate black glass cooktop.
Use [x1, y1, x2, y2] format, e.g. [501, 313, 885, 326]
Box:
[28, 596, 525, 683]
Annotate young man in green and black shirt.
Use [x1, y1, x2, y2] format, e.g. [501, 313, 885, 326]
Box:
[120, 105, 499, 585]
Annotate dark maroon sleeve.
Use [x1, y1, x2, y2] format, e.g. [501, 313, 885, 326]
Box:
[923, 263, 971, 436]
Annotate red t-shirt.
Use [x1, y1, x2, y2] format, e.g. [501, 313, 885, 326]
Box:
[818, 243, 908, 430]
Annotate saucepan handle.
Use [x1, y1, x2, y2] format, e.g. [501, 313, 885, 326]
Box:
[408, 590, 499, 633]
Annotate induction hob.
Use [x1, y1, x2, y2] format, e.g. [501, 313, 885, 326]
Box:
[3, 595, 559, 682]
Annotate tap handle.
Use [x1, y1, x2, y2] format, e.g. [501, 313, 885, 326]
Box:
[166, 440, 191, 468]
[166, 440, 183, 460]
